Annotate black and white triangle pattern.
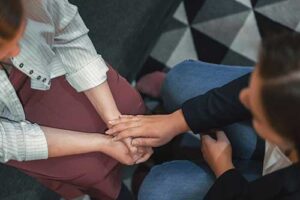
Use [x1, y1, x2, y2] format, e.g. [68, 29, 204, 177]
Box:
[141, 0, 300, 75]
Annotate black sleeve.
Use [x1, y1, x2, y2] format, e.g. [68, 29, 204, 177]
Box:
[204, 169, 249, 200]
[181, 73, 252, 133]
[204, 167, 288, 200]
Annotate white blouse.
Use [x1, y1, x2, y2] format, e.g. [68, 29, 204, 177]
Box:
[0, 0, 108, 162]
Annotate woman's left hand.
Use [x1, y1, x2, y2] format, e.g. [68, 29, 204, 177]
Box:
[201, 131, 234, 178]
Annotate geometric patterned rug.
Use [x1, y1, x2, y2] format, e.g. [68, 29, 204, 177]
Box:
[140, 0, 300, 76]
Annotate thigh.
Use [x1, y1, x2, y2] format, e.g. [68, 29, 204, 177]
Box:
[224, 120, 265, 160]
[138, 160, 215, 200]
[161, 60, 253, 112]
[138, 160, 262, 200]
[7, 152, 121, 200]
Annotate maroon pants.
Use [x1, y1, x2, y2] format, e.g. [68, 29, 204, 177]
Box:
[7, 67, 145, 200]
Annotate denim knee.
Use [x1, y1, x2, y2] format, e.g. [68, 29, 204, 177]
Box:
[161, 60, 198, 112]
[138, 160, 215, 200]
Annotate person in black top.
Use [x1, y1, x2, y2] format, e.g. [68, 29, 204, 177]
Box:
[107, 33, 300, 200]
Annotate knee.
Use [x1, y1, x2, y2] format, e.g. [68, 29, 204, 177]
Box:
[161, 61, 195, 111]
[138, 160, 214, 200]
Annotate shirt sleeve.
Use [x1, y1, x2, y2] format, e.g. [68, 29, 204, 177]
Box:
[0, 118, 48, 163]
[181, 73, 252, 133]
[50, 0, 108, 92]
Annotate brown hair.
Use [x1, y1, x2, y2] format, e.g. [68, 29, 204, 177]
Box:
[258, 33, 300, 155]
[0, 0, 24, 41]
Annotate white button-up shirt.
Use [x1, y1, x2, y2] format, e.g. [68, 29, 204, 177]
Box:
[0, 0, 108, 162]
[263, 141, 292, 175]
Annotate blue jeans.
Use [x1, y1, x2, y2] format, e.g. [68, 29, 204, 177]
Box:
[138, 60, 263, 200]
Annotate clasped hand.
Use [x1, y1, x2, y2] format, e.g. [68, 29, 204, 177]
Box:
[106, 115, 234, 177]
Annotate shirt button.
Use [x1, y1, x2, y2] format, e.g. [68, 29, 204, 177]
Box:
[37, 76, 41, 80]
[42, 78, 47, 83]
[19, 63, 24, 68]
[29, 70, 34, 74]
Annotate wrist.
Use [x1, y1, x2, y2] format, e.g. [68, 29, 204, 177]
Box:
[104, 111, 121, 127]
[96, 134, 114, 153]
[214, 162, 235, 178]
[169, 110, 190, 136]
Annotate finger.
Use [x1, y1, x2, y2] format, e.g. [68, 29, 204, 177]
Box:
[119, 115, 135, 118]
[132, 138, 159, 147]
[123, 138, 138, 154]
[106, 121, 141, 135]
[216, 131, 230, 143]
[112, 128, 149, 141]
[108, 116, 140, 126]
[135, 148, 153, 164]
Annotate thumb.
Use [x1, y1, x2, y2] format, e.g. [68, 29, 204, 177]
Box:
[202, 135, 216, 146]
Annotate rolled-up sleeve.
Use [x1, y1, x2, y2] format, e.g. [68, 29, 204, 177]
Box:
[0, 119, 48, 163]
[51, 0, 108, 92]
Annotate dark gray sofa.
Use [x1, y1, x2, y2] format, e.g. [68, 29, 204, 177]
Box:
[70, 0, 182, 81]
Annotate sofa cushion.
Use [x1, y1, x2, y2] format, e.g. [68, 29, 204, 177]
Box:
[70, 0, 182, 81]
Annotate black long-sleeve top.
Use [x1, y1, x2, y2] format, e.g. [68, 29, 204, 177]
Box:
[181, 73, 300, 199]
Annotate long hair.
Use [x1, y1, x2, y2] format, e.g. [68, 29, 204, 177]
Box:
[0, 0, 24, 41]
[258, 33, 300, 155]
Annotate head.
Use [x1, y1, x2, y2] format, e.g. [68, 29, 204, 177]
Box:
[240, 33, 300, 156]
[0, 0, 25, 60]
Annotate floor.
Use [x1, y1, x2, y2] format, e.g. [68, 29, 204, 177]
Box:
[140, 0, 300, 77]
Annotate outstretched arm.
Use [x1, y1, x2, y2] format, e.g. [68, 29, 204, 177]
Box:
[107, 73, 252, 147]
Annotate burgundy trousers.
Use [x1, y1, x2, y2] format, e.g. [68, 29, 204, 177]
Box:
[6, 67, 145, 200]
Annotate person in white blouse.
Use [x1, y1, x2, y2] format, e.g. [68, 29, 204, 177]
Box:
[0, 0, 152, 199]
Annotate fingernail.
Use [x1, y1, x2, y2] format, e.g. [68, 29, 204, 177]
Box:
[105, 130, 112, 134]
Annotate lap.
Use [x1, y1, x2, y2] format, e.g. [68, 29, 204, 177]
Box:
[16, 66, 145, 133]
[138, 160, 262, 200]
[7, 66, 144, 199]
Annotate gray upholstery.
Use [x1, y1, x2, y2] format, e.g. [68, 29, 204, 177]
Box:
[70, 0, 182, 81]
[0, 164, 60, 200]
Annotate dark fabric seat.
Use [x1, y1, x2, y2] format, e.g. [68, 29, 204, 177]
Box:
[70, 0, 182, 81]
[0, 164, 60, 200]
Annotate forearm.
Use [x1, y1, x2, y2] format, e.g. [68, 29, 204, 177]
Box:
[42, 126, 111, 157]
[84, 81, 120, 124]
